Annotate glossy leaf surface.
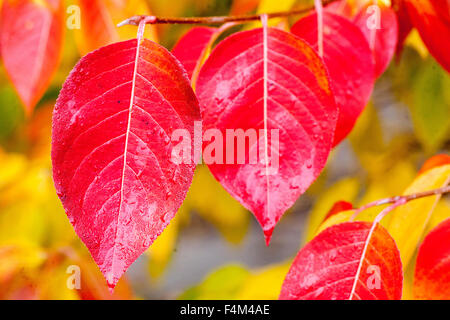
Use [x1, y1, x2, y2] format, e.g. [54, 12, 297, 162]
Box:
[196, 27, 337, 243]
[52, 38, 200, 289]
[280, 222, 403, 300]
[171, 27, 217, 80]
[292, 12, 374, 146]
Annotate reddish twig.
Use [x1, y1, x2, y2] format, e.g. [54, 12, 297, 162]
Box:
[350, 185, 450, 221]
[117, 0, 340, 27]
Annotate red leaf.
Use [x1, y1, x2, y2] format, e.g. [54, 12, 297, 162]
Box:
[324, 200, 354, 221]
[405, 0, 450, 73]
[52, 38, 200, 289]
[172, 27, 217, 80]
[392, 0, 413, 57]
[0, 0, 64, 114]
[353, 2, 398, 77]
[279, 222, 403, 300]
[196, 27, 337, 244]
[292, 12, 375, 146]
[414, 218, 450, 299]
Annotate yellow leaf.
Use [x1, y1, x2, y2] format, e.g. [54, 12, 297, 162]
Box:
[426, 199, 450, 234]
[316, 161, 418, 234]
[0, 245, 46, 284]
[405, 29, 428, 59]
[178, 265, 251, 300]
[185, 165, 250, 244]
[387, 164, 450, 269]
[178, 261, 291, 300]
[0, 151, 27, 190]
[236, 261, 291, 299]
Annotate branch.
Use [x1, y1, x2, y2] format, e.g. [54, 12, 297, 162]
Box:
[117, 0, 340, 27]
[351, 185, 450, 221]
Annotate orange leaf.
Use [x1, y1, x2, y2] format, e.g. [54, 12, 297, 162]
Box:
[75, 0, 158, 55]
[418, 154, 450, 175]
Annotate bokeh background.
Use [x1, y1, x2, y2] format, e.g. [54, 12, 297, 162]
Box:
[0, 0, 449, 299]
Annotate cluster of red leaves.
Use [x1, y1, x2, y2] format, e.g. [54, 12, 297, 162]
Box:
[1, 0, 449, 296]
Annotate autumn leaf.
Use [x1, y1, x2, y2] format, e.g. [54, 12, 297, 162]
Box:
[172, 27, 217, 80]
[75, 0, 158, 55]
[418, 154, 450, 175]
[171, 24, 236, 86]
[409, 59, 450, 152]
[196, 26, 337, 244]
[52, 37, 200, 289]
[230, 0, 260, 15]
[0, 0, 64, 114]
[405, 0, 450, 73]
[292, 12, 375, 146]
[387, 164, 450, 269]
[179, 261, 291, 300]
[323, 200, 354, 221]
[353, 1, 398, 77]
[392, 0, 413, 56]
[183, 165, 250, 245]
[326, 0, 398, 77]
[236, 262, 291, 299]
[280, 221, 403, 300]
[413, 218, 450, 300]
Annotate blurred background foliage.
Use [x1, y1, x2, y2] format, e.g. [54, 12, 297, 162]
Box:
[0, 0, 448, 299]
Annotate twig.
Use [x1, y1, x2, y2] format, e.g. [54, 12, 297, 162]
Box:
[350, 185, 450, 221]
[117, 0, 340, 27]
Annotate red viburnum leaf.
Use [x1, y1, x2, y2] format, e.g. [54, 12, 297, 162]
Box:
[353, 2, 398, 77]
[52, 38, 200, 290]
[279, 222, 403, 300]
[171, 27, 217, 80]
[292, 12, 375, 146]
[196, 27, 337, 244]
[414, 218, 450, 299]
[405, 0, 450, 73]
[392, 0, 413, 57]
[0, 0, 64, 114]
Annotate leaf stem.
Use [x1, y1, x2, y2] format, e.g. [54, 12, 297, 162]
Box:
[351, 185, 450, 221]
[117, 0, 340, 27]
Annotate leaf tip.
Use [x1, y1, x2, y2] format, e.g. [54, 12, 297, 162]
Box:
[263, 227, 274, 246]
